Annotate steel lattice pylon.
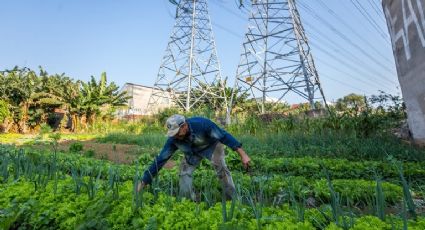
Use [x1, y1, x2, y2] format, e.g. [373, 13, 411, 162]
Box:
[147, 0, 227, 113]
[231, 0, 327, 114]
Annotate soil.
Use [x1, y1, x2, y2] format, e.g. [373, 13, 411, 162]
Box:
[58, 140, 139, 164]
[28, 139, 177, 169]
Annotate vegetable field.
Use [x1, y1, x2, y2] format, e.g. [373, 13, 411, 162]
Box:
[1, 0, 424, 228]
[1, 111, 425, 230]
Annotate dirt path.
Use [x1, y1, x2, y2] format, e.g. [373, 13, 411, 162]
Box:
[58, 140, 140, 164]
[2, 133, 178, 169]
[39, 140, 177, 169]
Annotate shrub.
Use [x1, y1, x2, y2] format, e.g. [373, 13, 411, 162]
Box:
[69, 142, 84, 152]
[84, 149, 95, 158]
[0, 100, 9, 123]
[38, 124, 53, 139]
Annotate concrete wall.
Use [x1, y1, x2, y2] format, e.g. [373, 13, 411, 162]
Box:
[383, 0, 425, 145]
[118, 83, 173, 117]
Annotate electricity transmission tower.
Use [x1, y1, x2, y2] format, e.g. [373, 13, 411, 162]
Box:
[231, 0, 328, 114]
[147, 0, 228, 113]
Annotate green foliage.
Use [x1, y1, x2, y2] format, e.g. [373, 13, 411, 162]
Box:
[313, 179, 402, 204]
[351, 216, 391, 229]
[375, 177, 386, 221]
[155, 107, 183, 124]
[0, 88, 422, 229]
[84, 149, 95, 158]
[0, 99, 9, 123]
[97, 132, 165, 149]
[335, 93, 366, 114]
[0, 67, 129, 133]
[0, 178, 422, 229]
[79, 73, 130, 125]
[241, 156, 425, 182]
[69, 142, 84, 152]
[1, 143, 424, 229]
[155, 106, 217, 124]
[39, 123, 53, 136]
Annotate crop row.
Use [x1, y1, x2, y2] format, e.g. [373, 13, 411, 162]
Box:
[1, 144, 424, 229]
[227, 155, 425, 183]
[1, 179, 424, 230]
[0, 145, 410, 208]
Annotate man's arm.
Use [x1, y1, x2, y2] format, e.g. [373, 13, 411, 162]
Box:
[209, 121, 241, 150]
[208, 121, 251, 169]
[139, 138, 177, 188]
[236, 147, 251, 169]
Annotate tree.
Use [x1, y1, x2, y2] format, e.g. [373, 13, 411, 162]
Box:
[0, 100, 9, 123]
[78, 72, 129, 127]
[0, 67, 76, 132]
[0, 100, 10, 133]
[335, 93, 366, 114]
[0, 67, 129, 133]
[27, 68, 69, 130]
[0, 67, 39, 132]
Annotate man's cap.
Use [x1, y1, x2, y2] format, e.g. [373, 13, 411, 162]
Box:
[166, 114, 186, 137]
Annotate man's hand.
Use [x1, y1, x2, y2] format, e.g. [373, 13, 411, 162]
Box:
[241, 154, 251, 170]
[136, 181, 146, 193]
[236, 148, 251, 170]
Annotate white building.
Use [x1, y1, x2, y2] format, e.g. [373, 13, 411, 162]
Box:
[254, 96, 284, 103]
[117, 83, 173, 118]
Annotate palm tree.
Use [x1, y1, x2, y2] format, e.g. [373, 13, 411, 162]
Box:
[0, 67, 39, 132]
[0, 67, 130, 132]
[78, 72, 129, 128]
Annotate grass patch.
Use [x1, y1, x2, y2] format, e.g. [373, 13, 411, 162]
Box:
[0, 133, 36, 145]
[238, 131, 425, 162]
[96, 130, 425, 162]
[96, 132, 166, 149]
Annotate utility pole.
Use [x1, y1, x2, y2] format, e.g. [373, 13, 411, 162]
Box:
[230, 0, 328, 115]
[148, 0, 228, 114]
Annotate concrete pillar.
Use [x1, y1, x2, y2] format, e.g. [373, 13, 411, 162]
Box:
[383, 0, 425, 145]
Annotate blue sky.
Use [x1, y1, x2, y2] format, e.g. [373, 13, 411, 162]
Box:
[0, 0, 400, 104]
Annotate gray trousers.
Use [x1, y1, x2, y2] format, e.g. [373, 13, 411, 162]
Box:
[179, 143, 236, 200]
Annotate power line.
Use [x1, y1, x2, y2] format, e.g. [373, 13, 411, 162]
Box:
[156, 11, 369, 96]
[339, 0, 393, 51]
[310, 41, 396, 92]
[163, 0, 176, 18]
[212, 22, 243, 39]
[289, 10, 397, 91]
[309, 34, 393, 90]
[164, 1, 243, 39]
[211, 0, 398, 88]
[319, 72, 374, 95]
[367, 0, 387, 24]
[301, 19, 398, 85]
[210, 0, 246, 22]
[371, 0, 386, 17]
[350, 0, 391, 43]
[314, 0, 391, 50]
[161, 0, 396, 97]
[209, 1, 397, 95]
[352, 0, 389, 39]
[297, 1, 396, 75]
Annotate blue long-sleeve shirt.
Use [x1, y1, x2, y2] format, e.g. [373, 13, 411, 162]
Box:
[141, 117, 242, 185]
